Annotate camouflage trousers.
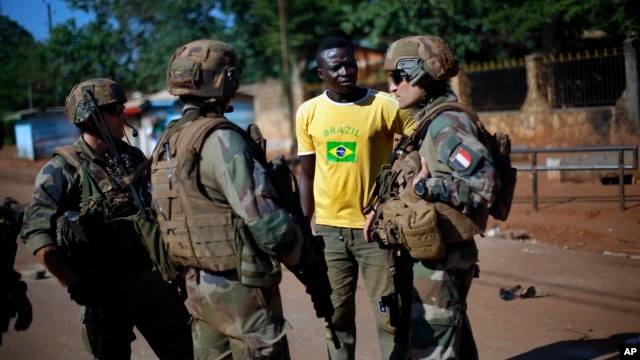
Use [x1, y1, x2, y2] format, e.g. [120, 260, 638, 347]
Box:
[408, 240, 479, 360]
[316, 225, 407, 360]
[80, 269, 193, 360]
[184, 268, 292, 360]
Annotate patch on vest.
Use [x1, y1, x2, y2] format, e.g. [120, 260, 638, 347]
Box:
[450, 147, 472, 171]
[378, 299, 389, 314]
[327, 141, 356, 162]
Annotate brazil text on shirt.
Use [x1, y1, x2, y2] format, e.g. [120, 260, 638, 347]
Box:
[323, 125, 360, 137]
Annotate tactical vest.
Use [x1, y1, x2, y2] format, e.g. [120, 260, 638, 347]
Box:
[374, 103, 484, 246]
[150, 113, 237, 272]
[53, 144, 153, 274]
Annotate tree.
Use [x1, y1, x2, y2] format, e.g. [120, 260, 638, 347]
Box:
[43, 17, 132, 106]
[0, 15, 46, 114]
[341, 0, 639, 64]
[68, 0, 229, 93]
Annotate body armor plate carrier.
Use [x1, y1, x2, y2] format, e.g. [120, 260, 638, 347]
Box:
[151, 114, 237, 272]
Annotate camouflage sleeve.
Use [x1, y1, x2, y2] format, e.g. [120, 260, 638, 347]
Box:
[419, 112, 499, 212]
[199, 128, 298, 257]
[20, 156, 82, 254]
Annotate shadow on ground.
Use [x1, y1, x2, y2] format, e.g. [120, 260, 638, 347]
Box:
[508, 332, 638, 360]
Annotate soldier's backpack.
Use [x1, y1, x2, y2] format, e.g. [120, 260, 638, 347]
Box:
[451, 103, 517, 221]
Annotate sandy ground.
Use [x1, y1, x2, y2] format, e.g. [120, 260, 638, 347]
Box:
[1, 145, 639, 359]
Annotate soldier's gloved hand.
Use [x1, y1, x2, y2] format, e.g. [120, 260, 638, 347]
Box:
[11, 281, 32, 331]
[67, 279, 104, 308]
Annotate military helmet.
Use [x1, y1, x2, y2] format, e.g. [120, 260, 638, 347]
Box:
[167, 39, 242, 99]
[65, 78, 127, 127]
[384, 35, 459, 85]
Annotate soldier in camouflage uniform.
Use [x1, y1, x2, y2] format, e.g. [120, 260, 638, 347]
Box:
[365, 36, 500, 359]
[151, 39, 305, 359]
[20, 78, 193, 359]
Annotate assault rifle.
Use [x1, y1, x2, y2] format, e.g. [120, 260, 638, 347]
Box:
[285, 219, 340, 350]
[265, 155, 340, 349]
[80, 87, 150, 220]
[78, 87, 182, 283]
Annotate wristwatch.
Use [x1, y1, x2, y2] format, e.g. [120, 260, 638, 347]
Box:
[414, 178, 427, 198]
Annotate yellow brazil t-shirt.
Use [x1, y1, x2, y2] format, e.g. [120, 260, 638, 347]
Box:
[296, 89, 415, 228]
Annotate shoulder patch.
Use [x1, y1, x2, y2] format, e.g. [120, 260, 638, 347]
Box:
[447, 142, 482, 175]
[451, 147, 472, 171]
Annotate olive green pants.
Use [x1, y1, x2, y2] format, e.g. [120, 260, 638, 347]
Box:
[408, 240, 479, 360]
[316, 225, 408, 360]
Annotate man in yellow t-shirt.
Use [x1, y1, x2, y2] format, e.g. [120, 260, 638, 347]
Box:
[296, 36, 415, 360]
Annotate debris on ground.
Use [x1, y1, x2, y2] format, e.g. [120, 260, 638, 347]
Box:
[499, 285, 549, 301]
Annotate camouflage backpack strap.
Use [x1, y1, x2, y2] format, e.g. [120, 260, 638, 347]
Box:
[53, 145, 83, 174]
[410, 102, 477, 147]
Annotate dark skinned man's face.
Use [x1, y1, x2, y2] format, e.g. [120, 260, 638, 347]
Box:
[316, 46, 359, 94]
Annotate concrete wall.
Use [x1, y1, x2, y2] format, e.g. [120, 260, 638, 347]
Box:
[457, 53, 640, 150]
[241, 79, 294, 159]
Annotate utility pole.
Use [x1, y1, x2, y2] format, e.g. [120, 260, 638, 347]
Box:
[46, 2, 60, 106]
[47, 2, 53, 33]
[278, 0, 296, 159]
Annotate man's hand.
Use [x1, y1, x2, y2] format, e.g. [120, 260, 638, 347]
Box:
[411, 156, 430, 189]
[363, 210, 376, 243]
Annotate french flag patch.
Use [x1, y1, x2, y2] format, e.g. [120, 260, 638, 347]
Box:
[451, 147, 472, 171]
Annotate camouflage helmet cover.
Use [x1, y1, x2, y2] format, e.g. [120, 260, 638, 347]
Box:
[65, 78, 127, 126]
[167, 39, 242, 98]
[384, 35, 459, 84]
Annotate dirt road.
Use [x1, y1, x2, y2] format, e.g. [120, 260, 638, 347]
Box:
[1, 145, 639, 359]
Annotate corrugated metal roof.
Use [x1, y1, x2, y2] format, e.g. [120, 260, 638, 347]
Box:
[123, 98, 150, 115]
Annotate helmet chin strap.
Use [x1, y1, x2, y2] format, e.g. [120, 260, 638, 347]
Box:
[409, 70, 427, 86]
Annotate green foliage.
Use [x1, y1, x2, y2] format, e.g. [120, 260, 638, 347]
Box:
[0, 0, 638, 115]
[68, 0, 228, 92]
[219, 0, 348, 83]
[0, 15, 46, 114]
[341, 0, 638, 63]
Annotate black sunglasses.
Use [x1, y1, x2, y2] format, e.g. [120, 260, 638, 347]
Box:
[101, 103, 125, 116]
[389, 70, 410, 85]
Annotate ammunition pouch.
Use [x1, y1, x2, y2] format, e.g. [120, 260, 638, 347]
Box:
[56, 210, 154, 277]
[372, 199, 444, 261]
[234, 217, 281, 288]
[56, 211, 111, 276]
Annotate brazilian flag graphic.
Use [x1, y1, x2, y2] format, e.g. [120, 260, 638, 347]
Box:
[327, 141, 356, 162]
